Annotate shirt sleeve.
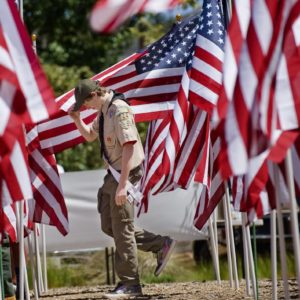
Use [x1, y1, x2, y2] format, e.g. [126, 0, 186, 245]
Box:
[114, 105, 138, 146]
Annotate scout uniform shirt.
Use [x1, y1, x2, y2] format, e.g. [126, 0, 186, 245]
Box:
[91, 96, 144, 171]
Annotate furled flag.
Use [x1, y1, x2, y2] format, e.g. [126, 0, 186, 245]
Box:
[216, 0, 300, 180]
[90, 0, 181, 33]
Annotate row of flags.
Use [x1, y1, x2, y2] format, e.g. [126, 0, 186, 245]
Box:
[1, 0, 300, 244]
[0, 0, 68, 242]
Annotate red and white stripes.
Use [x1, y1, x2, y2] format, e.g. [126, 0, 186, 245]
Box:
[90, 0, 180, 33]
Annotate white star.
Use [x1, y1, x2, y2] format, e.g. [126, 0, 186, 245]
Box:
[179, 58, 183, 63]
[188, 59, 192, 65]
[181, 41, 187, 46]
[217, 21, 223, 27]
[177, 47, 182, 52]
[184, 26, 189, 31]
[163, 43, 167, 48]
[146, 53, 150, 57]
[218, 29, 223, 35]
[187, 35, 192, 39]
[155, 63, 159, 67]
[180, 33, 185, 38]
[200, 24, 204, 30]
[207, 29, 213, 35]
[142, 67, 147, 71]
[141, 59, 145, 63]
[175, 39, 179, 43]
[218, 37, 224, 44]
[207, 3, 212, 9]
[207, 20, 213, 26]
[158, 49, 163, 54]
[207, 11, 212, 18]
[172, 53, 177, 58]
[153, 55, 157, 59]
[147, 61, 152, 65]
[184, 52, 189, 57]
[217, 13, 221, 18]
[167, 59, 171, 64]
[151, 46, 156, 50]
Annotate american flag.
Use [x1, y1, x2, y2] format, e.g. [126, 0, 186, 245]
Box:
[216, 0, 300, 180]
[35, 11, 209, 155]
[139, 0, 225, 213]
[155, 0, 225, 194]
[27, 146, 69, 236]
[193, 131, 225, 230]
[0, 0, 59, 239]
[90, 0, 180, 33]
[231, 130, 298, 224]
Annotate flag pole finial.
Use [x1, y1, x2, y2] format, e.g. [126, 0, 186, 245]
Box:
[32, 34, 37, 41]
[176, 14, 182, 23]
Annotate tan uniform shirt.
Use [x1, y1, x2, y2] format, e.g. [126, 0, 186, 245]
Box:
[91, 98, 144, 171]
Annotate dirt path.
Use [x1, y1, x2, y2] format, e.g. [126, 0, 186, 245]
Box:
[39, 280, 299, 299]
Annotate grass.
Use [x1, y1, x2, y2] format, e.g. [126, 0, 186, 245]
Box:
[26, 247, 297, 289]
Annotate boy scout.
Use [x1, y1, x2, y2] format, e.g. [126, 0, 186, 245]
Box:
[69, 79, 176, 299]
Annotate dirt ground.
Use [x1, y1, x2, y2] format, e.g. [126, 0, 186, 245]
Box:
[38, 279, 299, 300]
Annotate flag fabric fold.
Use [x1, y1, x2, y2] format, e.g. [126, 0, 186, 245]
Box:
[90, 0, 181, 33]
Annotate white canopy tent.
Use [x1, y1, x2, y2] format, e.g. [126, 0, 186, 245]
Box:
[44, 169, 207, 253]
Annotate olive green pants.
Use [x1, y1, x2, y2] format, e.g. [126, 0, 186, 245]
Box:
[1, 234, 15, 299]
[97, 170, 166, 286]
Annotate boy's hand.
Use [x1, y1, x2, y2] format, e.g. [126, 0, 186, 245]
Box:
[115, 184, 127, 206]
[69, 110, 80, 121]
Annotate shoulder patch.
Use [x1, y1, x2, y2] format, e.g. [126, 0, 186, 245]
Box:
[116, 106, 130, 116]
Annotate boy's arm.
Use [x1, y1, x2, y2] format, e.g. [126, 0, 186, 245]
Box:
[69, 111, 97, 142]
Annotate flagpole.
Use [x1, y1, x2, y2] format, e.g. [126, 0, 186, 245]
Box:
[241, 214, 251, 296]
[0, 242, 4, 300]
[27, 233, 39, 300]
[270, 210, 277, 300]
[224, 183, 239, 289]
[273, 165, 290, 299]
[31, 33, 48, 294]
[284, 149, 300, 287]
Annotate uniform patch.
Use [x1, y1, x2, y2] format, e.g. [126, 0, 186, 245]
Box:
[118, 112, 132, 129]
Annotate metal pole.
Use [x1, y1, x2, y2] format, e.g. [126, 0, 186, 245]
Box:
[284, 150, 300, 288]
[27, 234, 39, 300]
[251, 224, 258, 300]
[208, 217, 221, 283]
[0, 241, 4, 300]
[270, 210, 277, 300]
[242, 214, 251, 296]
[223, 196, 234, 287]
[273, 165, 290, 299]
[245, 222, 257, 300]
[41, 226, 48, 292]
[18, 201, 25, 300]
[34, 225, 44, 295]
[225, 183, 239, 289]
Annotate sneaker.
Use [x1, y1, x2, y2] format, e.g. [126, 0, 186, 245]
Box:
[154, 237, 177, 277]
[104, 283, 142, 299]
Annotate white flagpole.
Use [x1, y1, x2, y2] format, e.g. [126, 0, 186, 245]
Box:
[27, 234, 39, 300]
[270, 210, 277, 300]
[273, 165, 290, 299]
[222, 196, 234, 287]
[284, 149, 300, 287]
[16, 201, 25, 300]
[244, 218, 257, 300]
[31, 33, 48, 293]
[241, 213, 251, 296]
[208, 216, 221, 283]
[224, 183, 239, 289]
[34, 225, 44, 295]
[213, 209, 220, 278]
